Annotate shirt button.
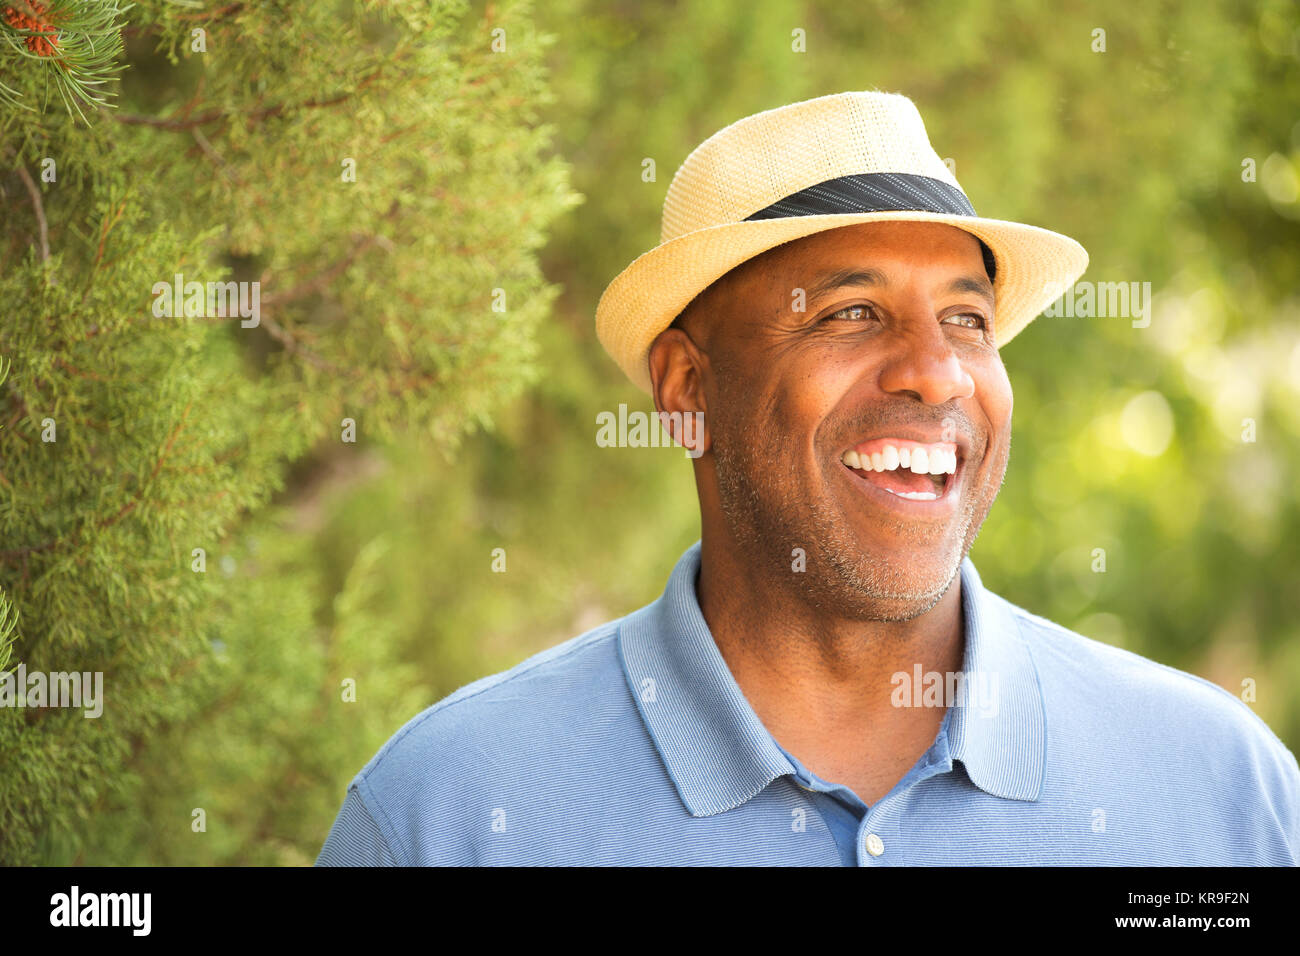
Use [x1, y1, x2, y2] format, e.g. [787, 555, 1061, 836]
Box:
[865, 833, 885, 857]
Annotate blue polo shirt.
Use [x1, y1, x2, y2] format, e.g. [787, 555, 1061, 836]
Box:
[316, 541, 1299, 866]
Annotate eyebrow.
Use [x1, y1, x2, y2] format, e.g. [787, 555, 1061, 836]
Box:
[804, 267, 995, 308]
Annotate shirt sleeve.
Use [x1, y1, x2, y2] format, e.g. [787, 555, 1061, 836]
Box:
[315, 784, 402, 866]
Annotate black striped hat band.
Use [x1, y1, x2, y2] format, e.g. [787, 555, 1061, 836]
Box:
[744, 172, 997, 281]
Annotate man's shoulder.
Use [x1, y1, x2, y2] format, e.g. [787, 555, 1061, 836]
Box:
[999, 591, 1299, 779]
[319, 615, 654, 865]
[359, 617, 630, 784]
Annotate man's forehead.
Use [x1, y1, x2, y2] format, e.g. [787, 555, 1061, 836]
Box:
[804, 266, 995, 308]
[675, 222, 993, 335]
[730, 226, 992, 298]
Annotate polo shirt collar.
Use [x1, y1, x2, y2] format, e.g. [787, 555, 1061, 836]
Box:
[617, 541, 1045, 817]
[618, 543, 793, 816]
[947, 557, 1046, 802]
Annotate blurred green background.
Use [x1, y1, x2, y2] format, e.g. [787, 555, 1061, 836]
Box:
[1, 0, 1297, 863]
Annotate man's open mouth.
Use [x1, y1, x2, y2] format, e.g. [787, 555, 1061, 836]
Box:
[839, 439, 959, 502]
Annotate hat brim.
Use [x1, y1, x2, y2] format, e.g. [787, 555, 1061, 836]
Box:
[595, 210, 1089, 394]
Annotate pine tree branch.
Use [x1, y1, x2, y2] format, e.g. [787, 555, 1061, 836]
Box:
[3, 379, 34, 437]
[189, 126, 239, 184]
[175, 2, 244, 21]
[80, 199, 126, 301]
[112, 89, 357, 130]
[13, 162, 49, 264]
[109, 54, 403, 130]
[0, 539, 56, 560]
[1, 0, 131, 121]
[121, 2, 245, 35]
[261, 203, 399, 308]
[256, 317, 340, 373]
[234, 201, 400, 373]
[0, 401, 193, 563]
[53, 356, 107, 381]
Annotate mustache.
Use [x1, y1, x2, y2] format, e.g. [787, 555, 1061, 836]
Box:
[839, 405, 980, 450]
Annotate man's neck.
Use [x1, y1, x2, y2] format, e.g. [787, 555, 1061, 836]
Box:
[695, 531, 966, 804]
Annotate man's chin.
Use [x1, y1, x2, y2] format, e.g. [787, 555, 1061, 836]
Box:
[825, 540, 964, 620]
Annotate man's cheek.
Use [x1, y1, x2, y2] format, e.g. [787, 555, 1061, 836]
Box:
[986, 364, 1013, 425]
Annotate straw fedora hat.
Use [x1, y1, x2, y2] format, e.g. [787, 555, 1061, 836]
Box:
[595, 90, 1089, 394]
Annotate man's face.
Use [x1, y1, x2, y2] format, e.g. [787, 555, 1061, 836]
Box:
[667, 220, 1013, 621]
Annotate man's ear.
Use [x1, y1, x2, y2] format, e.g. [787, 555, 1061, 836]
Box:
[648, 326, 711, 458]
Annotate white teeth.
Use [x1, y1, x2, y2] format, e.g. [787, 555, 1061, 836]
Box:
[841, 444, 959, 475]
[886, 489, 939, 500]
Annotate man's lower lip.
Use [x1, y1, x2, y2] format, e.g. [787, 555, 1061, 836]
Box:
[840, 460, 963, 514]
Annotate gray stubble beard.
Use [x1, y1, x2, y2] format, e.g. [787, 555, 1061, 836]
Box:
[712, 423, 1008, 624]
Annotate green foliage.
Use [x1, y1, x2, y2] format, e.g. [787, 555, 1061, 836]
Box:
[0, 0, 132, 121]
[0, 586, 17, 677]
[0, 0, 577, 864]
[79, 520, 427, 864]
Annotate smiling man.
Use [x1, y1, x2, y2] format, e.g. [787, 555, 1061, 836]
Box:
[317, 91, 1299, 866]
[653, 219, 1010, 810]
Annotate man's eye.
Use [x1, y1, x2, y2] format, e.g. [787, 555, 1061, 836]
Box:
[944, 313, 987, 330]
[826, 304, 875, 322]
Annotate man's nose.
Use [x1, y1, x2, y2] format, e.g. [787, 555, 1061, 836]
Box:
[874, 317, 976, 405]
